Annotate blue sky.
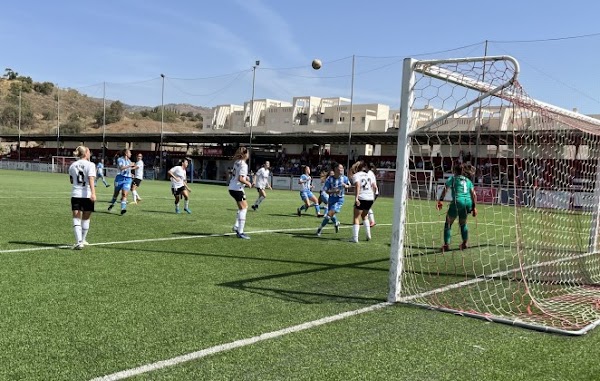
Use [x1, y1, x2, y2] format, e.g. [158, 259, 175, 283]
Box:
[2, 0, 600, 113]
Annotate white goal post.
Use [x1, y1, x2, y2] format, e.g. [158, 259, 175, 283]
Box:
[389, 55, 600, 335]
[51, 156, 77, 173]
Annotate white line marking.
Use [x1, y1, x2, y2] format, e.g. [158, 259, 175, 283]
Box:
[0, 224, 393, 254]
[90, 302, 392, 381]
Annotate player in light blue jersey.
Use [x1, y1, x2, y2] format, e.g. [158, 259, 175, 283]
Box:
[317, 169, 334, 215]
[108, 149, 137, 215]
[296, 165, 321, 217]
[437, 163, 478, 251]
[95, 159, 110, 187]
[317, 162, 351, 236]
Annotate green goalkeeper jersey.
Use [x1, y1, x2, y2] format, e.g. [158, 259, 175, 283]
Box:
[446, 175, 473, 202]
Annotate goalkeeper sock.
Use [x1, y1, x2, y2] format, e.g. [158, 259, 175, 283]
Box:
[460, 223, 469, 242]
[444, 221, 452, 244]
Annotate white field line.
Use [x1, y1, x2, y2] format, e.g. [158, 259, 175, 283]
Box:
[90, 302, 392, 381]
[0, 224, 392, 254]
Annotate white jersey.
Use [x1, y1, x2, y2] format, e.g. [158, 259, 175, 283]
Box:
[169, 166, 187, 189]
[367, 169, 378, 195]
[69, 159, 96, 198]
[255, 167, 270, 189]
[134, 160, 144, 180]
[228, 160, 248, 191]
[352, 171, 375, 201]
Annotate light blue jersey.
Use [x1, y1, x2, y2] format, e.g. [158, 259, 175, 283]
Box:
[116, 157, 132, 177]
[114, 156, 133, 192]
[322, 175, 350, 213]
[96, 162, 104, 176]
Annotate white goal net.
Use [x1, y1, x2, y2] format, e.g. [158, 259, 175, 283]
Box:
[389, 56, 600, 335]
[51, 156, 77, 174]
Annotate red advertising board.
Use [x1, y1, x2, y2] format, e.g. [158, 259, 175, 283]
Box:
[475, 187, 497, 204]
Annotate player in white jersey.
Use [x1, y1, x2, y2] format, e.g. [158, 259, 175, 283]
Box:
[108, 149, 137, 215]
[68, 146, 96, 250]
[168, 158, 192, 214]
[367, 162, 378, 227]
[95, 159, 110, 187]
[349, 161, 378, 243]
[131, 153, 145, 204]
[228, 147, 253, 239]
[251, 161, 272, 211]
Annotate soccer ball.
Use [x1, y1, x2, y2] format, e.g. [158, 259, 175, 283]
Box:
[312, 59, 322, 70]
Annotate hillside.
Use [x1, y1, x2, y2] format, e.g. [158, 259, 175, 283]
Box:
[0, 78, 212, 135]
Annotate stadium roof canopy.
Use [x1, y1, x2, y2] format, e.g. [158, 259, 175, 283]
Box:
[0, 130, 586, 147]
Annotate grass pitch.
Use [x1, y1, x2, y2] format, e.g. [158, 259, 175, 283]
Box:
[0, 169, 598, 381]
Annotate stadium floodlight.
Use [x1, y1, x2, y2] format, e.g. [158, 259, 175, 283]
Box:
[389, 55, 600, 335]
[160, 74, 165, 176]
[249, 60, 260, 169]
[346, 54, 355, 171]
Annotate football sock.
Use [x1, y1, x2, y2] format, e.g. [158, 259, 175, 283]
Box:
[132, 190, 139, 200]
[110, 198, 116, 205]
[368, 209, 375, 224]
[121, 200, 127, 211]
[331, 215, 338, 225]
[233, 210, 240, 230]
[257, 196, 265, 206]
[73, 218, 82, 243]
[238, 208, 247, 233]
[320, 216, 330, 228]
[184, 200, 189, 209]
[363, 218, 371, 239]
[82, 219, 90, 242]
[352, 224, 360, 241]
[460, 223, 468, 242]
[444, 221, 452, 244]
[314, 204, 321, 214]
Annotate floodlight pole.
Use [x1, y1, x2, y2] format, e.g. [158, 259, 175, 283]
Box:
[102, 81, 106, 161]
[56, 84, 60, 157]
[249, 60, 259, 170]
[17, 85, 21, 162]
[160, 74, 165, 177]
[346, 54, 355, 171]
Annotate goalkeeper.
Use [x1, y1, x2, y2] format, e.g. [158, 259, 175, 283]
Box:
[437, 163, 477, 251]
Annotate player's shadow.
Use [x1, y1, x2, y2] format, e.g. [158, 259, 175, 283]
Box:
[143, 210, 184, 215]
[172, 232, 223, 236]
[8, 241, 72, 250]
[266, 213, 305, 218]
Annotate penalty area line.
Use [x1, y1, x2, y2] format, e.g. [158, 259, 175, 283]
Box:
[0, 224, 392, 254]
[90, 301, 392, 381]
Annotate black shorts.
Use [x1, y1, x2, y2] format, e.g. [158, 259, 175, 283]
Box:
[71, 197, 95, 212]
[229, 190, 246, 202]
[354, 199, 374, 211]
[172, 186, 186, 196]
[132, 178, 143, 187]
[256, 187, 266, 193]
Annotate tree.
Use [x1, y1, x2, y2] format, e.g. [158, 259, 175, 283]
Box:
[3, 68, 18, 80]
[94, 100, 125, 126]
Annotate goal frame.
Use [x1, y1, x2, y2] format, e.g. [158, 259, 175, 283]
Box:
[51, 156, 77, 173]
[388, 55, 600, 335]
